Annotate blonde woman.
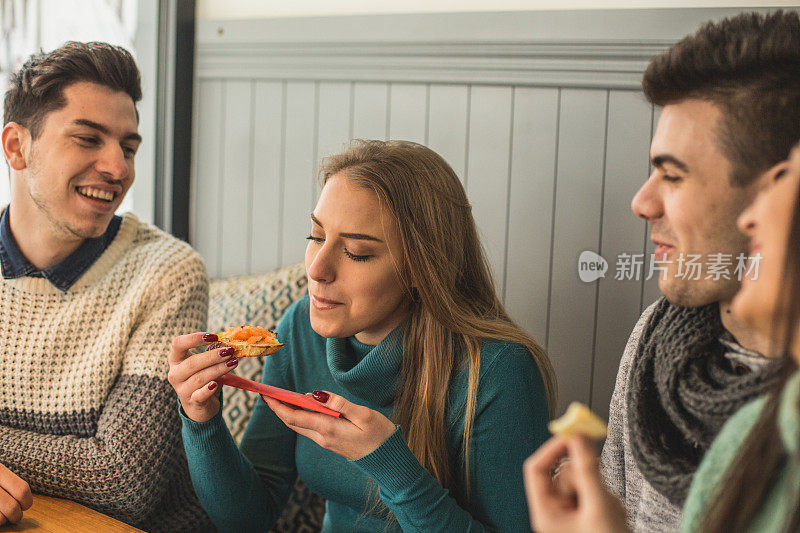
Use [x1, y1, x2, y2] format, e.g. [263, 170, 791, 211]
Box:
[169, 140, 556, 531]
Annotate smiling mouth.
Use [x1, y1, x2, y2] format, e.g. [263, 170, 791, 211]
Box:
[76, 186, 116, 203]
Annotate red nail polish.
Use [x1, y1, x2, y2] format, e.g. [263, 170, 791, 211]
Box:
[203, 333, 218, 342]
[208, 381, 217, 391]
[219, 347, 234, 357]
[312, 390, 329, 403]
[226, 358, 238, 368]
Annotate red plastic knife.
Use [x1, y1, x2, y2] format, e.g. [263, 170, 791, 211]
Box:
[217, 373, 343, 418]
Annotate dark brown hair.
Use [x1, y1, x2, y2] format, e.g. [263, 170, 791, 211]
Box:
[3, 41, 142, 138]
[700, 160, 800, 532]
[642, 10, 800, 187]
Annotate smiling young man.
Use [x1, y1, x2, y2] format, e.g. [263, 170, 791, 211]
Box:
[597, 11, 800, 532]
[0, 42, 212, 530]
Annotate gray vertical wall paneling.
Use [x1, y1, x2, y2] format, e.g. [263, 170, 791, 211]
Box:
[465, 86, 515, 291]
[219, 80, 253, 278]
[352, 83, 389, 141]
[191, 79, 223, 278]
[504, 87, 560, 348]
[547, 89, 609, 412]
[245, 82, 256, 274]
[316, 82, 353, 183]
[282, 82, 318, 265]
[312, 83, 321, 209]
[388, 84, 428, 143]
[427, 85, 470, 181]
[642, 106, 663, 309]
[591, 91, 653, 420]
[250, 81, 285, 274]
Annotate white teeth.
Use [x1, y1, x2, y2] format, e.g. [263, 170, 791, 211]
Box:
[77, 187, 114, 202]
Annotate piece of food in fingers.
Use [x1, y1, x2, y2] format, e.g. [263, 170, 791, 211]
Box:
[548, 402, 607, 440]
[211, 325, 284, 357]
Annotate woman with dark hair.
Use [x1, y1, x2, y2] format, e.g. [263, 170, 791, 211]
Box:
[524, 142, 800, 533]
[169, 140, 555, 532]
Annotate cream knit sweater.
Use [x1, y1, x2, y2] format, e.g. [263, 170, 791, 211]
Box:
[0, 212, 213, 532]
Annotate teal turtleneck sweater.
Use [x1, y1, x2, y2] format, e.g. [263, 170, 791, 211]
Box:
[181, 296, 550, 532]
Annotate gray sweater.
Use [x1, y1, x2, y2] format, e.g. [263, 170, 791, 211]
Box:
[600, 302, 681, 533]
[600, 300, 770, 533]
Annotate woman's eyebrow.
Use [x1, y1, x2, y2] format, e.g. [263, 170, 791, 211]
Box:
[340, 232, 383, 243]
[310, 213, 384, 243]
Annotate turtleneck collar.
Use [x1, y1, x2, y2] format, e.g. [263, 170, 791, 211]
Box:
[326, 325, 404, 407]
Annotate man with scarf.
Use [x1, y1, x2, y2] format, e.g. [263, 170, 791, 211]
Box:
[596, 11, 800, 532]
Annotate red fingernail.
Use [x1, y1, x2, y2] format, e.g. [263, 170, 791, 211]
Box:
[203, 333, 218, 342]
[226, 358, 238, 368]
[219, 347, 234, 357]
[208, 382, 217, 391]
[312, 390, 329, 403]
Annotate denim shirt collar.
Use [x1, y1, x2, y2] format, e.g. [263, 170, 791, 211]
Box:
[0, 206, 122, 292]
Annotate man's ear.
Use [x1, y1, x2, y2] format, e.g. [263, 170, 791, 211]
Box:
[2, 122, 30, 171]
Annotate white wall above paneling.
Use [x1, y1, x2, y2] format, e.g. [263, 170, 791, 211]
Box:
[196, 8, 790, 90]
[197, 1, 797, 20]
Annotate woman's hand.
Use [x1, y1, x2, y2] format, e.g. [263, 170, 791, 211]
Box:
[168, 332, 239, 423]
[262, 391, 396, 460]
[523, 435, 629, 533]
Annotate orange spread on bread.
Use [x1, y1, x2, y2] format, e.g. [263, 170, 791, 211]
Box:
[215, 326, 284, 357]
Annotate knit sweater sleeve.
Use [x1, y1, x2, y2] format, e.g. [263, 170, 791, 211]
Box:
[600, 346, 632, 499]
[354, 342, 550, 532]
[600, 300, 659, 500]
[0, 247, 210, 530]
[181, 301, 301, 533]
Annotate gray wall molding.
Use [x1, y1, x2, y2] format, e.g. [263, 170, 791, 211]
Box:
[196, 7, 781, 89]
[196, 41, 668, 90]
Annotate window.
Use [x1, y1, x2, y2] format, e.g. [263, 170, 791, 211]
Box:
[0, 0, 138, 212]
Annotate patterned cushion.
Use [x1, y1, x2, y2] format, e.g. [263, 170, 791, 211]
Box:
[209, 262, 308, 442]
[208, 263, 324, 532]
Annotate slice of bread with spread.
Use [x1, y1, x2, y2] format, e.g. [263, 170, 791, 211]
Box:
[212, 325, 284, 357]
[548, 402, 608, 440]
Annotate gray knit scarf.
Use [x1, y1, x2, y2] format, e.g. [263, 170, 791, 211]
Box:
[627, 298, 782, 507]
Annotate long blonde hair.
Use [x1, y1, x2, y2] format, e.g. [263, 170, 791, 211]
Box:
[320, 140, 557, 499]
